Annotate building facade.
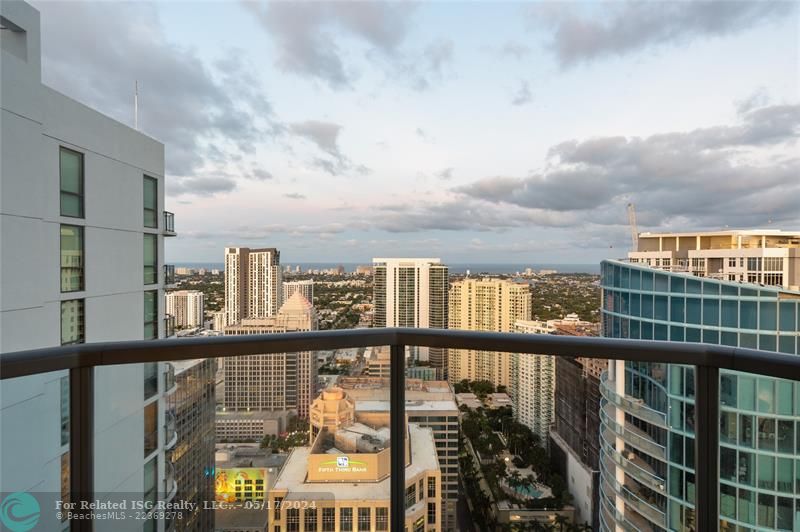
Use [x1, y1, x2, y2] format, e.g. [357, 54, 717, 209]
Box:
[224, 247, 281, 326]
[270, 387, 442, 532]
[170, 359, 216, 531]
[282, 279, 314, 305]
[448, 278, 532, 387]
[336, 377, 460, 532]
[510, 320, 556, 443]
[372, 258, 449, 376]
[1, 3, 176, 531]
[598, 230, 800, 531]
[165, 289, 205, 329]
[223, 292, 318, 418]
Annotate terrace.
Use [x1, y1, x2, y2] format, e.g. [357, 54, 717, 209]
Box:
[3, 328, 800, 531]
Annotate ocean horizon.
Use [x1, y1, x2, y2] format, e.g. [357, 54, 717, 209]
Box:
[171, 262, 601, 275]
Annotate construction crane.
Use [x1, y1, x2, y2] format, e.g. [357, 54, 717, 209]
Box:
[627, 203, 639, 251]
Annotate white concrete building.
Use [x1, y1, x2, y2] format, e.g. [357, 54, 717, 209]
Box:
[1, 2, 175, 529]
[165, 289, 204, 328]
[510, 320, 556, 443]
[372, 258, 448, 374]
[282, 278, 314, 305]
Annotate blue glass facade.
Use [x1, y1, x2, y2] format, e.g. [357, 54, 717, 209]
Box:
[599, 260, 800, 531]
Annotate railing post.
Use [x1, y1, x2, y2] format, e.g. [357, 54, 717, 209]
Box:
[695, 365, 719, 532]
[390, 343, 406, 532]
[70, 366, 94, 532]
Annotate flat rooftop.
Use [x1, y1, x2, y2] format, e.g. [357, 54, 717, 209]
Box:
[354, 400, 459, 413]
[273, 425, 439, 500]
[639, 229, 800, 238]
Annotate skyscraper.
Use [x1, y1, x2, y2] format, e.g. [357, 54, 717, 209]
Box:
[598, 230, 800, 531]
[223, 292, 318, 418]
[448, 278, 531, 387]
[165, 289, 205, 328]
[510, 320, 556, 443]
[372, 258, 449, 375]
[0, 3, 175, 529]
[224, 247, 281, 326]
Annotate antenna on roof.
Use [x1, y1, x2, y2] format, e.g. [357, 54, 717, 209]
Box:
[134, 80, 139, 130]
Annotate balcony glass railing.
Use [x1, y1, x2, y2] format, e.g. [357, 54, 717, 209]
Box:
[164, 314, 175, 338]
[163, 263, 176, 285]
[2, 328, 800, 532]
[163, 211, 175, 234]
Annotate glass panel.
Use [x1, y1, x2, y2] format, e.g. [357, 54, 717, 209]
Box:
[144, 290, 157, 340]
[740, 414, 754, 448]
[758, 454, 775, 490]
[60, 225, 84, 292]
[60, 299, 84, 345]
[760, 301, 777, 331]
[143, 176, 157, 228]
[144, 401, 157, 457]
[721, 374, 737, 407]
[686, 298, 701, 324]
[703, 298, 719, 326]
[740, 301, 757, 330]
[738, 488, 755, 524]
[721, 411, 737, 443]
[779, 302, 796, 332]
[654, 295, 668, 320]
[739, 451, 754, 486]
[777, 380, 793, 415]
[670, 296, 684, 322]
[758, 379, 775, 413]
[721, 299, 738, 328]
[144, 233, 157, 284]
[60, 147, 83, 217]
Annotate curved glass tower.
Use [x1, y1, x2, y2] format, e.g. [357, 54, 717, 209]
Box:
[599, 233, 800, 531]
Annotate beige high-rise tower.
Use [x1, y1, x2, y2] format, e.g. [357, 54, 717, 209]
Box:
[448, 278, 531, 387]
[224, 247, 281, 326]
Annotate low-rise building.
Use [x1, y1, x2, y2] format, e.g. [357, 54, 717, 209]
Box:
[216, 410, 290, 443]
[269, 388, 442, 531]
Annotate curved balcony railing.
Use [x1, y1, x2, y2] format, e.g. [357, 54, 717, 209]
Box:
[600, 372, 667, 428]
[4, 328, 800, 532]
[164, 410, 177, 450]
[163, 460, 177, 502]
[600, 399, 666, 460]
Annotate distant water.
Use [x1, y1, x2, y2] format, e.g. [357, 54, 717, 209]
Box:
[173, 262, 600, 275]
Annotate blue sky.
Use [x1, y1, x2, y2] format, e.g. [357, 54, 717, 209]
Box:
[33, 1, 799, 263]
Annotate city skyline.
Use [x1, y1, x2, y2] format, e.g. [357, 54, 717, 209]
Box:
[29, 0, 799, 263]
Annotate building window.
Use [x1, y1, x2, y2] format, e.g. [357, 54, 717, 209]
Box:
[144, 456, 157, 505]
[286, 508, 299, 532]
[427, 477, 436, 498]
[375, 508, 388, 531]
[60, 147, 83, 218]
[144, 402, 157, 457]
[405, 484, 416, 509]
[358, 508, 370, 531]
[427, 502, 436, 524]
[304, 508, 317, 531]
[144, 233, 157, 284]
[143, 176, 157, 228]
[60, 377, 69, 446]
[60, 225, 84, 292]
[144, 363, 158, 400]
[60, 299, 84, 345]
[144, 290, 157, 340]
[340, 507, 353, 531]
[322, 508, 335, 531]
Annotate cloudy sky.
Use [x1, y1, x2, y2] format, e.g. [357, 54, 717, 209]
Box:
[33, 1, 799, 264]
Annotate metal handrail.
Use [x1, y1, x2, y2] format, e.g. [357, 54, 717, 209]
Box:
[3, 328, 800, 532]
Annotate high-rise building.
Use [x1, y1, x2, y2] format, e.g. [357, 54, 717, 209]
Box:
[0, 3, 175, 529]
[599, 230, 800, 531]
[372, 258, 449, 375]
[510, 320, 556, 443]
[269, 386, 443, 532]
[336, 377, 460, 532]
[282, 278, 314, 305]
[165, 289, 205, 328]
[224, 247, 281, 326]
[448, 278, 531, 387]
[169, 359, 215, 531]
[223, 292, 317, 418]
